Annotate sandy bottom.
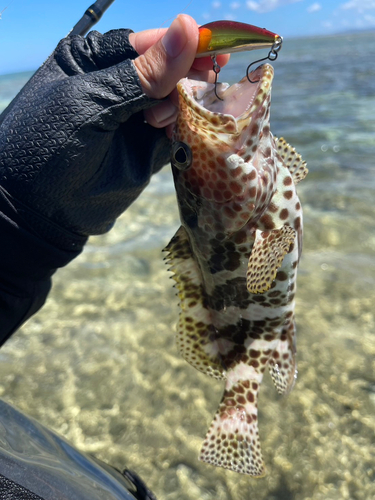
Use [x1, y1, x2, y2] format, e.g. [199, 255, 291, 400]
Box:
[1, 170, 374, 500]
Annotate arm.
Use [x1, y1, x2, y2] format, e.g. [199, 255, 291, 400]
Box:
[0, 15, 228, 345]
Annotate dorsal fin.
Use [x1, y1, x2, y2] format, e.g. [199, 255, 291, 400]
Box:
[276, 137, 308, 184]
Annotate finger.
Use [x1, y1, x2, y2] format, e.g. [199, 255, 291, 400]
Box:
[144, 100, 178, 129]
[145, 65, 213, 127]
[167, 70, 212, 108]
[129, 31, 230, 69]
[128, 28, 167, 55]
[145, 64, 224, 129]
[192, 53, 230, 71]
[132, 14, 199, 100]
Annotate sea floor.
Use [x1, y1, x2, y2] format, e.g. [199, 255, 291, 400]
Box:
[1, 168, 374, 500]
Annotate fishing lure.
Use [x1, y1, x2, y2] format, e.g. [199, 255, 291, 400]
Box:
[197, 20, 281, 57]
[197, 20, 283, 98]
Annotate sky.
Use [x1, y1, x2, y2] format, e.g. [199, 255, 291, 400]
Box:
[0, 0, 375, 74]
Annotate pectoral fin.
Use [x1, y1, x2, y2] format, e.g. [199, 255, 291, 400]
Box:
[276, 137, 308, 185]
[246, 226, 296, 294]
[164, 226, 225, 380]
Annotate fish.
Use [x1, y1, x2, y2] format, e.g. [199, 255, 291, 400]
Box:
[164, 63, 308, 476]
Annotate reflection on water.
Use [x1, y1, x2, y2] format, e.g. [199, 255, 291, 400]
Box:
[0, 31, 374, 499]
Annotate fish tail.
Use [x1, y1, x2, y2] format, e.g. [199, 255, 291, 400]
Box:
[199, 376, 265, 476]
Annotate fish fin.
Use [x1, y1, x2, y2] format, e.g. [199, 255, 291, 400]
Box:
[268, 322, 297, 395]
[246, 226, 296, 294]
[164, 226, 225, 380]
[276, 137, 308, 185]
[199, 376, 265, 476]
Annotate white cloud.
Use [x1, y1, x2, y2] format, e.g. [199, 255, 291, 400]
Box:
[338, 0, 375, 30]
[341, 0, 375, 10]
[246, 1, 259, 11]
[341, 1, 356, 8]
[246, 0, 303, 13]
[231, 2, 241, 9]
[307, 3, 321, 13]
[212, 1, 222, 8]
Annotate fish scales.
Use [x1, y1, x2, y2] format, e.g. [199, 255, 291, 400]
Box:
[165, 63, 308, 476]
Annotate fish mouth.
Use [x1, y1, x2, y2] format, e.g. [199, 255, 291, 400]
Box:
[177, 63, 274, 134]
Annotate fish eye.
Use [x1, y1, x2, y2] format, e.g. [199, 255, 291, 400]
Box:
[171, 142, 192, 171]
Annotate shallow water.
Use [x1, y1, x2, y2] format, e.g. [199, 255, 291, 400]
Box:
[0, 31, 374, 499]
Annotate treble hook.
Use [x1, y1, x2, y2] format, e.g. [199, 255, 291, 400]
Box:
[212, 55, 224, 101]
[246, 36, 283, 84]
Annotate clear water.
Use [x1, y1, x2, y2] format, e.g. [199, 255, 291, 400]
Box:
[0, 31, 374, 499]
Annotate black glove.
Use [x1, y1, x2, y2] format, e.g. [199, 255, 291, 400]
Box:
[0, 29, 171, 345]
[0, 29, 170, 240]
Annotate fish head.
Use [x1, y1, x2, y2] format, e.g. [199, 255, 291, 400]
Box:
[171, 64, 277, 235]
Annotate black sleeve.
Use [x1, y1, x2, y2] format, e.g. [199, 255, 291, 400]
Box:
[0, 186, 87, 346]
[0, 29, 172, 345]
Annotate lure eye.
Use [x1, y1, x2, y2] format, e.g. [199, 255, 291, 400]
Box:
[171, 142, 192, 171]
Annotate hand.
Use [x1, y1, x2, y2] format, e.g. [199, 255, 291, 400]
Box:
[0, 17, 229, 239]
[129, 15, 229, 137]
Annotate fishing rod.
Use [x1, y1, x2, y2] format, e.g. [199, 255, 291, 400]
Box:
[69, 0, 116, 37]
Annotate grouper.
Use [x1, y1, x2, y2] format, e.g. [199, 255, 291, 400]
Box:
[165, 63, 308, 476]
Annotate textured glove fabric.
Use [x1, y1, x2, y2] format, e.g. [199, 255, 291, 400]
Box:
[0, 29, 171, 237]
[0, 29, 171, 343]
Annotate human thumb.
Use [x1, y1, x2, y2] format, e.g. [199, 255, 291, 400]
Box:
[132, 15, 199, 100]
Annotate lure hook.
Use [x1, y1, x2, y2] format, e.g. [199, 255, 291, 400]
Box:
[212, 55, 224, 101]
[246, 36, 283, 84]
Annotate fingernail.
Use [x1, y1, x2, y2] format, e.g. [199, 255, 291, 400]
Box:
[151, 100, 178, 125]
[162, 16, 188, 58]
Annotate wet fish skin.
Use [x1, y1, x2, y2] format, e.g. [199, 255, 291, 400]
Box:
[165, 63, 308, 476]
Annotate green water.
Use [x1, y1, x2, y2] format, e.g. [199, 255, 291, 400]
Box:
[0, 32, 374, 499]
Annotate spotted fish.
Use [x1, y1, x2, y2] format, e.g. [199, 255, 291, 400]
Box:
[164, 63, 308, 476]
